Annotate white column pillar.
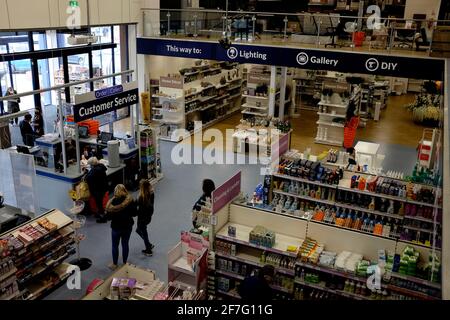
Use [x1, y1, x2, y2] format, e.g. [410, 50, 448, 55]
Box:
[268, 66, 277, 117]
[442, 58, 450, 299]
[278, 67, 288, 121]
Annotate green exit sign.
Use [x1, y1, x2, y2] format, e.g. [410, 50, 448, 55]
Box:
[70, 0, 79, 7]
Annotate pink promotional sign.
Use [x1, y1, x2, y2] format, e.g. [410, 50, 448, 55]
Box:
[212, 172, 242, 214]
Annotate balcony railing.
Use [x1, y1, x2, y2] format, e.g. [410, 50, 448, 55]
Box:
[141, 8, 450, 58]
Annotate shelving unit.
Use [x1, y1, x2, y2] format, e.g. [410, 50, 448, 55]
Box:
[315, 80, 361, 146]
[0, 209, 76, 300]
[153, 61, 244, 141]
[209, 202, 442, 300]
[270, 167, 442, 248]
[140, 128, 161, 181]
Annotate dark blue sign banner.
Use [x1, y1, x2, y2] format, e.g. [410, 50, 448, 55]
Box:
[137, 38, 445, 80]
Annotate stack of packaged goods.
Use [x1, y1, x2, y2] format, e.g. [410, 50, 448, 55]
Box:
[299, 238, 324, 265]
[399, 246, 419, 276]
[249, 226, 275, 248]
[335, 251, 363, 274]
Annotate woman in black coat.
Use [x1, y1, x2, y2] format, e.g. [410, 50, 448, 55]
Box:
[105, 184, 136, 270]
[136, 179, 155, 256]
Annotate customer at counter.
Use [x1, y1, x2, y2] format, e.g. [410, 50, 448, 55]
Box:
[19, 114, 35, 147]
[86, 157, 109, 223]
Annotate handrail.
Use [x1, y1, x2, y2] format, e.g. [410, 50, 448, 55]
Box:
[141, 7, 450, 24]
[0, 69, 134, 101]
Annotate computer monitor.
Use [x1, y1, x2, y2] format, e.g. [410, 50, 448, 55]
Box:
[99, 132, 114, 144]
[78, 126, 89, 138]
[16, 145, 30, 154]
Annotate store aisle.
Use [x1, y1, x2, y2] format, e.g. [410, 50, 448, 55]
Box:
[45, 140, 265, 300]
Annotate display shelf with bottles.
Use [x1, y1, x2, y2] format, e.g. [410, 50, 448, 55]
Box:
[210, 202, 441, 300]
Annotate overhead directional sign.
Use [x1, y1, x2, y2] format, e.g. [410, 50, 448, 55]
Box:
[137, 38, 445, 80]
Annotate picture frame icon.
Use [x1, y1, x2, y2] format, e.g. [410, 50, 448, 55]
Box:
[296, 52, 309, 65]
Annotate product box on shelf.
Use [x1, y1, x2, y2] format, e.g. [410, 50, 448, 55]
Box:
[249, 226, 276, 248]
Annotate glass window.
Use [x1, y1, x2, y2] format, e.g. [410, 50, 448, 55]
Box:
[67, 53, 90, 100]
[7, 59, 34, 110]
[113, 25, 122, 84]
[92, 49, 114, 89]
[91, 26, 112, 44]
[0, 61, 11, 114]
[33, 32, 48, 51]
[38, 57, 61, 106]
[0, 32, 29, 53]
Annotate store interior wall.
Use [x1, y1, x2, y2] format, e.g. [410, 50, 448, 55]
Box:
[0, 0, 141, 30]
[404, 0, 441, 20]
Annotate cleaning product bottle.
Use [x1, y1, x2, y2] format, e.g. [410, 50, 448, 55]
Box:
[316, 187, 321, 200]
[369, 197, 376, 211]
[367, 214, 375, 233]
[382, 218, 392, 238]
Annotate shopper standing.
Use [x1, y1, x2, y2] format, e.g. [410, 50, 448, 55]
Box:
[32, 109, 44, 136]
[86, 157, 109, 223]
[105, 184, 136, 270]
[238, 265, 275, 301]
[136, 179, 155, 257]
[5, 87, 20, 126]
[192, 179, 215, 228]
[19, 114, 35, 146]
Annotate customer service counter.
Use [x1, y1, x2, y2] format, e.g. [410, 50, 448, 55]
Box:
[35, 163, 125, 212]
[7, 142, 126, 212]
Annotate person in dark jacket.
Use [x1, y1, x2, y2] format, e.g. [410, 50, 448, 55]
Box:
[192, 179, 215, 228]
[86, 157, 109, 223]
[105, 184, 136, 270]
[19, 114, 35, 146]
[32, 109, 44, 136]
[5, 87, 20, 125]
[136, 179, 155, 256]
[238, 265, 275, 301]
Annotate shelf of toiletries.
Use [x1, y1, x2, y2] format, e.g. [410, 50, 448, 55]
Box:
[213, 233, 441, 300]
[270, 176, 442, 248]
[275, 158, 442, 209]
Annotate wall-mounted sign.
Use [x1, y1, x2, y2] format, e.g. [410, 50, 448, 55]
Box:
[137, 38, 445, 80]
[160, 76, 184, 89]
[73, 82, 139, 123]
[248, 73, 271, 84]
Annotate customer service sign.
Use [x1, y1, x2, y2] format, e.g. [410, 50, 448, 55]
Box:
[73, 82, 139, 122]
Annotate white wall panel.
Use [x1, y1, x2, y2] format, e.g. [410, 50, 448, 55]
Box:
[404, 0, 441, 20]
[88, 0, 100, 25]
[122, 0, 131, 23]
[98, 0, 122, 24]
[130, 0, 143, 23]
[48, 0, 61, 27]
[0, 0, 10, 29]
[7, 0, 51, 29]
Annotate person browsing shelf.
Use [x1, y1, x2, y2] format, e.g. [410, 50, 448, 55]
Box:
[192, 179, 215, 228]
[238, 265, 275, 301]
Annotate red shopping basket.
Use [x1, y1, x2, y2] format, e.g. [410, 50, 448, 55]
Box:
[344, 117, 360, 149]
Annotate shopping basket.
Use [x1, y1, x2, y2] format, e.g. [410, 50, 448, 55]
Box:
[344, 116, 360, 149]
